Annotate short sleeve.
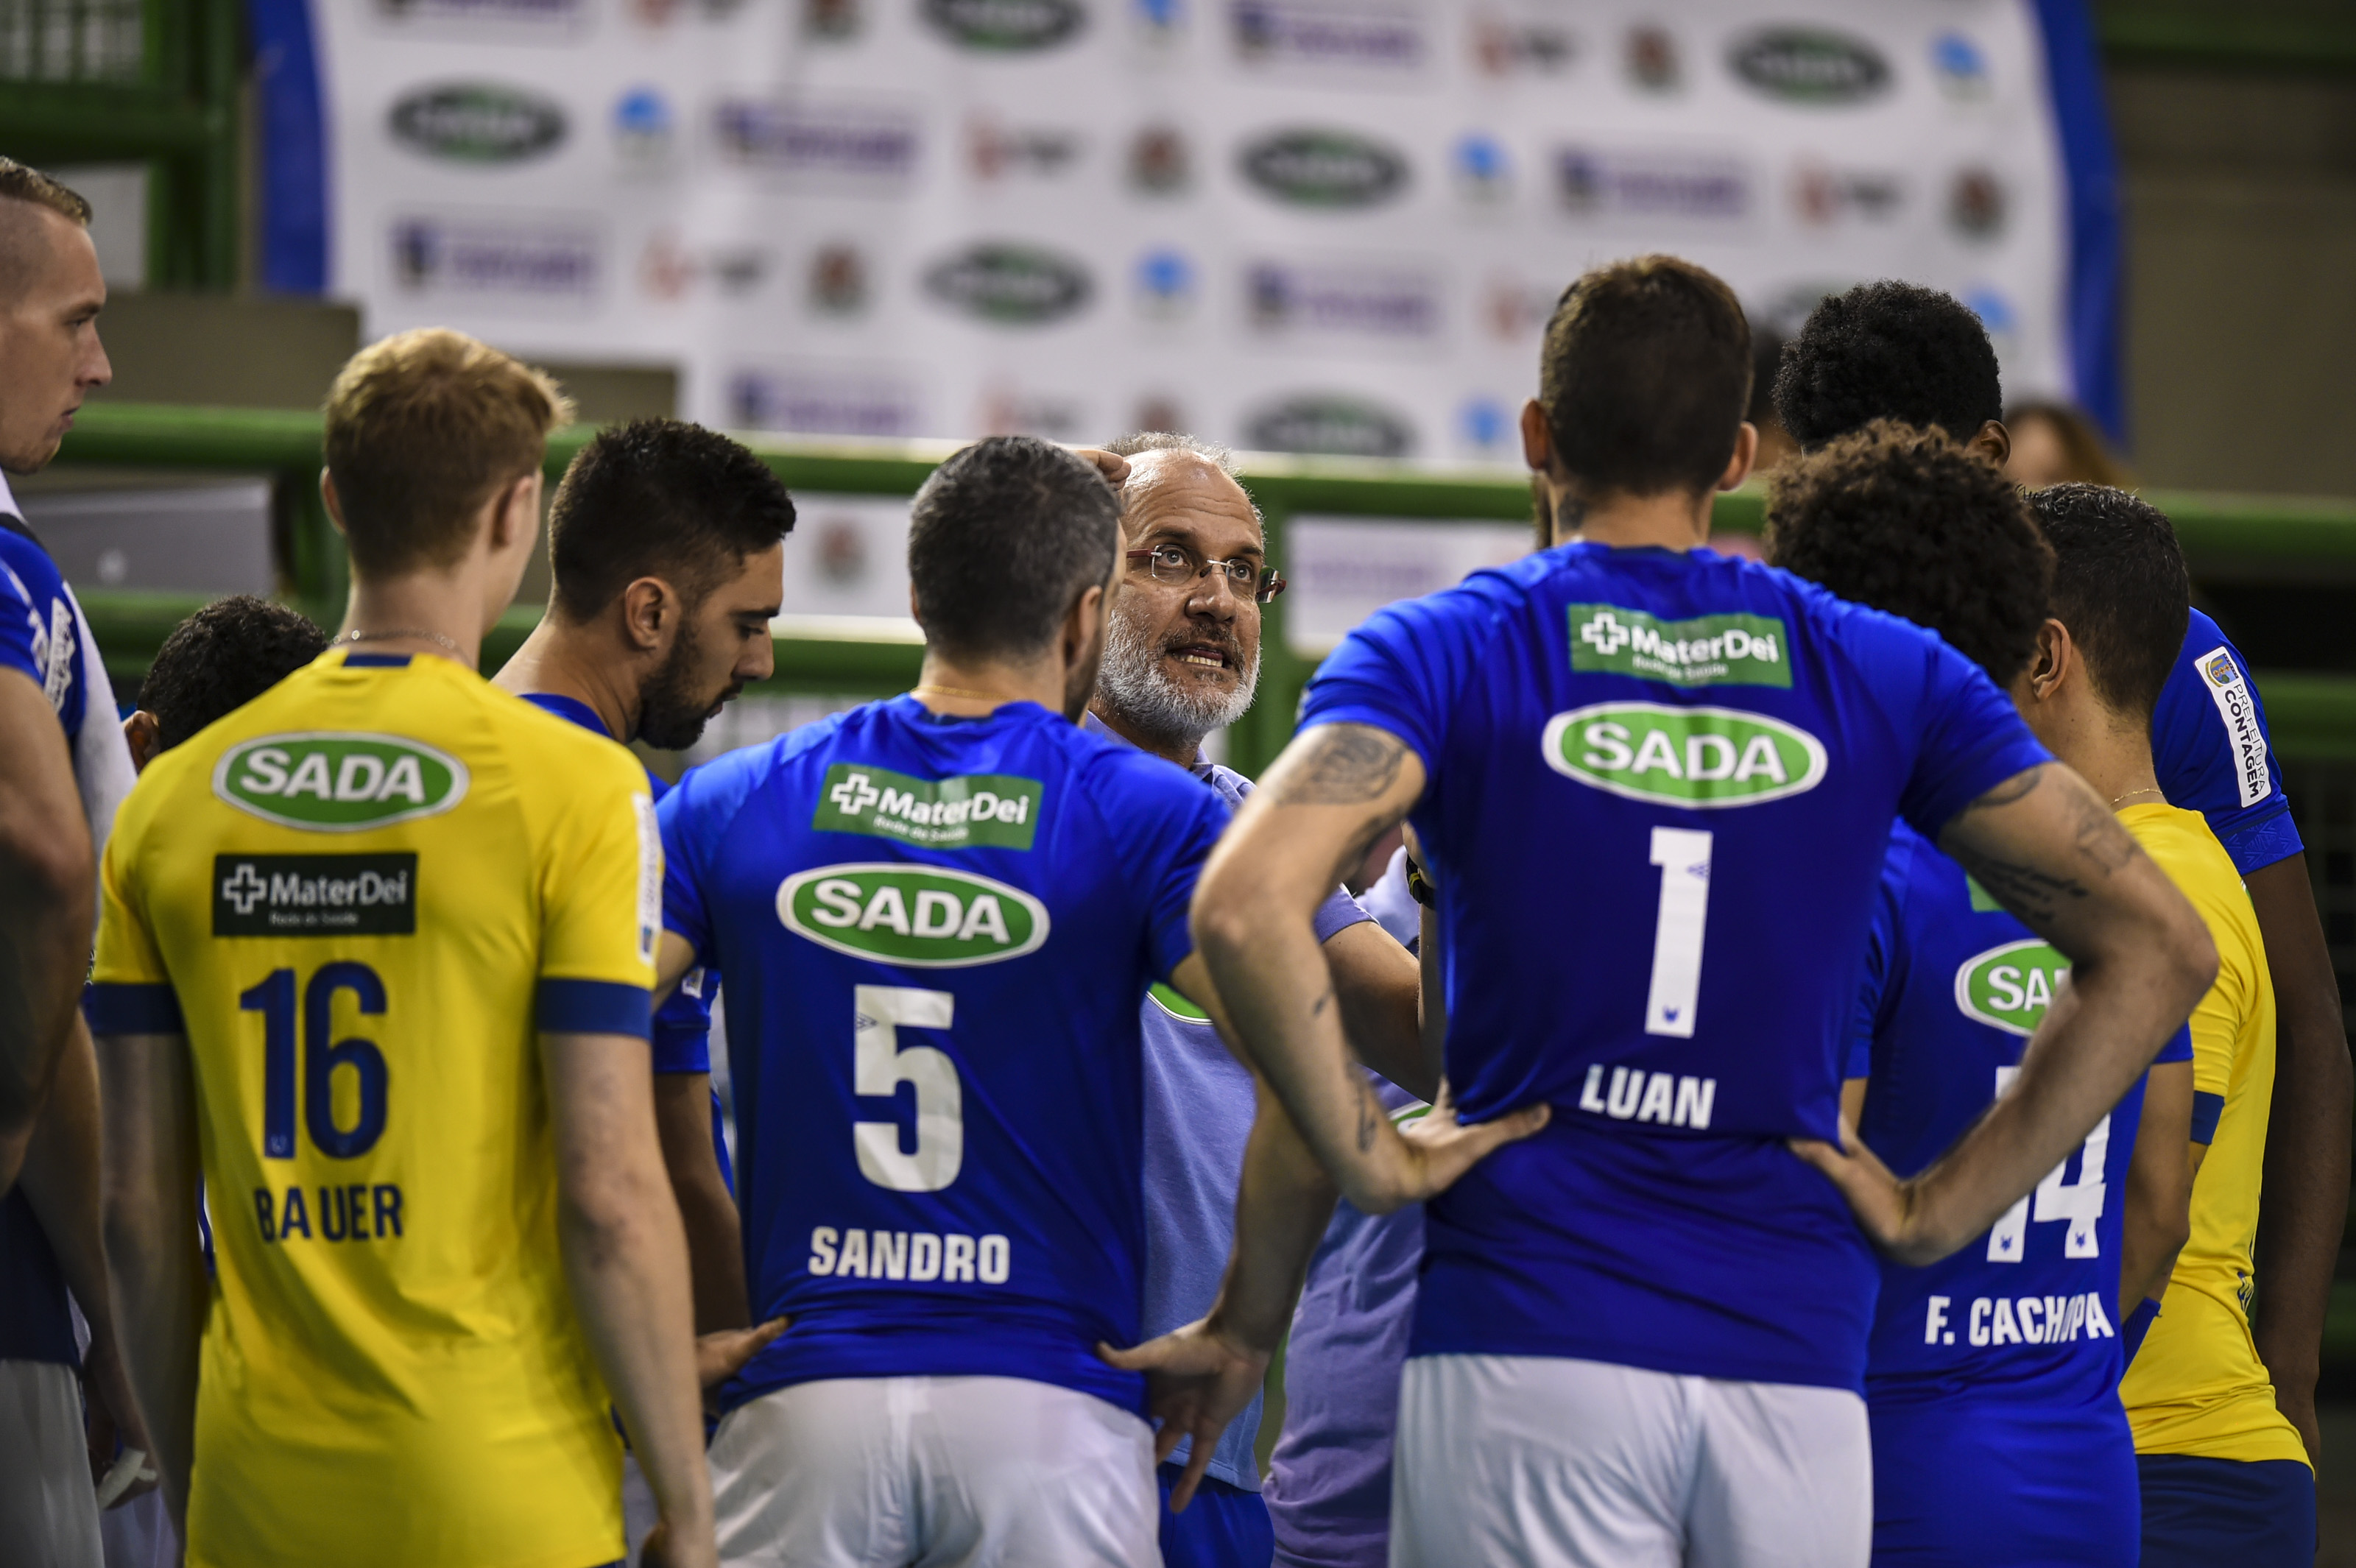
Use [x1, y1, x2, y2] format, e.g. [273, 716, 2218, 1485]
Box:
[1314, 887, 1373, 944]
[2151, 618, 2299, 875]
[650, 969, 716, 1075]
[1846, 833, 1911, 1081]
[536, 755, 659, 1039]
[1297, 584, 1501, 781]
[0, 530, 83, 741]
[657, 770, 717, 967]
[2184, 939, 2246, 1105]
[1887, 630, 2054, 842]
[85, 819, 180, 1034]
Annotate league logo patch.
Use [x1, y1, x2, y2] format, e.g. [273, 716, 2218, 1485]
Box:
[2193, 643, 2271, 809]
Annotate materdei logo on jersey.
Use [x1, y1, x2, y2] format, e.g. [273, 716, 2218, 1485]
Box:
[214, 735, 470, 831]
[1569, 604, 1789, 688]
[779, 864, 1050, 967]
[814, 764, 1043, 850]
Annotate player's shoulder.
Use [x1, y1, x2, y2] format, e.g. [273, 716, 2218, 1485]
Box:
[2127, 804, 2262, 950]
[0, 520, 67, 607]
[1057, 718, 1230, 831]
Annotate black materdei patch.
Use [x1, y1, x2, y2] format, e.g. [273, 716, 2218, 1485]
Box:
[213, 854, 417, 936]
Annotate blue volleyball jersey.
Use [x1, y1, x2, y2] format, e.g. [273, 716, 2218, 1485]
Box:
[2151, 612, 2298, 876]
[0, 515, 88, 748]
[658, 694, 1231, 1415]
[1852, 821, 2193, 1409]
[1299, 543, 2050, 1390]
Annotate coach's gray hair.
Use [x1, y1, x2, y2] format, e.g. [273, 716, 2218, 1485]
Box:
[1100, 432, 1261, 528]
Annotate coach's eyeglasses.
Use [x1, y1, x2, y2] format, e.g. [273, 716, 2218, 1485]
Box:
[1125, 544, 1287, 604]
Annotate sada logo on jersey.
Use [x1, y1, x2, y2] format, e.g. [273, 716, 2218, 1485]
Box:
[214, 734, 470, 832]
[1568, 605, 1790, 688]
[814, 764, 1043, 850]
[1542, 703, 1825, 807]
[779, 864, 1049, 966]
[1955, 939, 2071, 1036]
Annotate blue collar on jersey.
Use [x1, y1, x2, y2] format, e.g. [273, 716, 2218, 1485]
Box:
[518, 691, 611, 738]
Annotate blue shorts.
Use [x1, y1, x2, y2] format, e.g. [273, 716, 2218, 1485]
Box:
[1159, 1463, 1274, 1568]
[1868, 1396, 2137, 1567]
[2137, 1453, 2315, 1568]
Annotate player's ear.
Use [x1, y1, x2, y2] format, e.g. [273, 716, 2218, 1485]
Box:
[1972, 420, 2012, 469]
[2027, 618, 2070, 703]
[1716, 422, 1759, 492]
[320, 470, 348, 536]
[1518, 399, 1553, 474]
[489, 471, 541, 553]
[122, 710, 161, 773]
[622, 576, 671, 651]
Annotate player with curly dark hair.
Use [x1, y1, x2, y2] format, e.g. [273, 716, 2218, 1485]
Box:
[124, 595, 328, 768]
[1764, 418, 2050, 682]
[1771, 439, 2203, 1565]
[1771, 281, 2006, 459]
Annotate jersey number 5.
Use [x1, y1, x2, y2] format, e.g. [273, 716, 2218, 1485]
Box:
[1986, 1064, 2109, 1261]
[853, 985, 964, 1192]
[239, 964, 389, 1160]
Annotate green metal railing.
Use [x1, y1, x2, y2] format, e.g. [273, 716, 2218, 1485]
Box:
[52, 400, 2356, 777]
[0, 0, 240, 287]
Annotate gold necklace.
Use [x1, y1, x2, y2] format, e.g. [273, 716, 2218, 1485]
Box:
[2111, 787, 2167, 808]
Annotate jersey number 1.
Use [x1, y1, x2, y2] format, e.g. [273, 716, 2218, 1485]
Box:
[853, 985, 964, 1192]
[1645, 828, 1713, 1038]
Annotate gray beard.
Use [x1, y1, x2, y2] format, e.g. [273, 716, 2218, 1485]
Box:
[1097, 604, 1260, 754]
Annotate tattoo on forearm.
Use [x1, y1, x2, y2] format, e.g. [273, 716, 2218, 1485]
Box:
[1947, 844, 2088, 925]
[1311, 988, 1333, 1019]
[1275, 727, 1406, 807]
[1355, 1076, 1380, 1152]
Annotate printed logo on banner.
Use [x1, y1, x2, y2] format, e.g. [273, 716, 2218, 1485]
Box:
[1246, 260, 1441, 345]
[371, 0, 585, 33]
[612, 87, 675, 165]
[978, 383, 1086, 437]
[809, 244, 871, 315]
[925, 244, 1094, 325]
[1949, 169, 2006, 239]
[1482, 275, 1553, 341]
[634, 235, 766, 300]
[923, 0, 1086, 51]
[729, 367, 925, 437]
[1135, 250, 1196, 318]
[390, 213, 600, 307]
[1729, 29, 1891, 105]
[1453, 134, 1512, 203]
[1239, 130, 1409, 209]
[1232, 0, 1425, 72]
[814, 515, 872, 586]
[1132, 0, 1185, 40]
[389, 82, 567, 163]
[713, 97, 920, 188]
[1623, 24, 1679, 92]
[1129, 124, 1192, 194]
[1246, 395, 1415, 457]
[641, 233, 698, 299]
[1134, 393, 1188, 432]
[1933, 32, 1992, 101]
[1459, 397, 1512, 454]
[969, 117, 1084, 181]
[1965, 287, 2019, 359]
[1471, 13, 1573, 77]
[1555, 146, 1750, 223]
[805, 0, 863, 38]
[1790, 160, 1903, 227]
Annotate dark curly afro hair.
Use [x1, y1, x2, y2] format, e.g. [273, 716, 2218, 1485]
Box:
[1764, 419, 2051, 684]
[2025, 484, 2188, 721]
[1772, 281, 2003, 451]
[139, 595, 328, 751]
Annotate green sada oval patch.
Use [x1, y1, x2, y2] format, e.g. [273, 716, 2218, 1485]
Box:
[212, 732, 470, 831]
[1953, 938, 2072, 1036]
[1540, 702, 1826, 807]
[777, 862, 1050, 968]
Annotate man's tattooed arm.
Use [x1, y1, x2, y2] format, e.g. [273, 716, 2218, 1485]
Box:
[1272, 725, 1408, 807]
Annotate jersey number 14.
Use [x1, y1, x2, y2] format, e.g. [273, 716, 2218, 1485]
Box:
[1986, 1063, 2109, 1261]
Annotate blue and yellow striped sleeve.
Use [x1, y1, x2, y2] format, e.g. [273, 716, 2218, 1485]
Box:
[534, 746, 659, 1040]
[85, 813, 182, 1034]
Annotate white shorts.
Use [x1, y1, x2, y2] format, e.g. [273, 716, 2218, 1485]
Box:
[1391, 1353, 1870, 1568]
[0, 1359, 103, 1568]
[707, 1375, 1160, 1568]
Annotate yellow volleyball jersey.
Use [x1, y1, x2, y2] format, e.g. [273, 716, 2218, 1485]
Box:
[2115, 802, 2306, 1469]
[88, 648, 660, 1568]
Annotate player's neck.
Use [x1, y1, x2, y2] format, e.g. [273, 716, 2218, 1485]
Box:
[493, 614, 638, 743]
[2031, 693, 2163, 811]
[1086, 694, 1199, 769]
[1545, 484, 1713, 553]
[911, 650, 1070, 721]
[338, 570, 493, 671]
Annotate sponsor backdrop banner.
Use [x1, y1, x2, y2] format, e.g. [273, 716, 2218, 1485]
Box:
[295, 0, 2090, 466]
